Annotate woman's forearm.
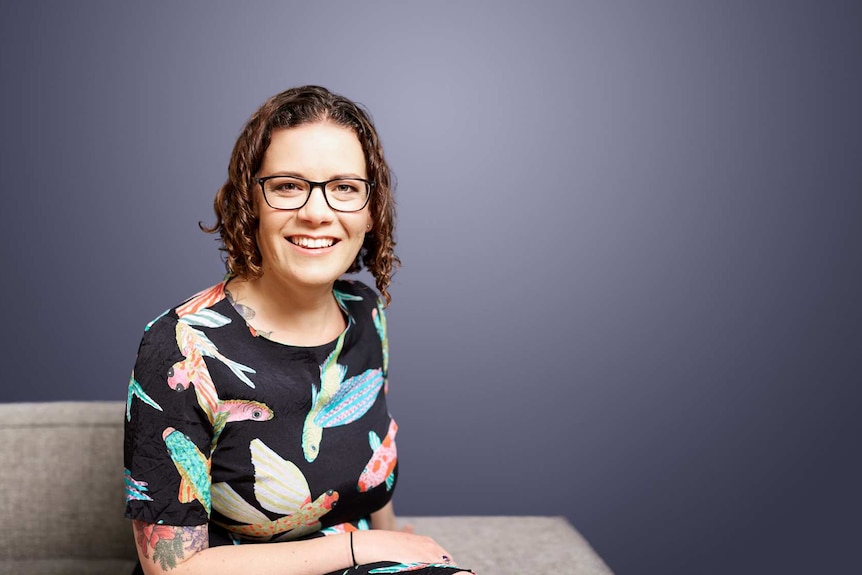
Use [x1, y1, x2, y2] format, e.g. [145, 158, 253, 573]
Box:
[163, 535, 353, 575]
[135, 521, 455, 575]
[135, 524, 353, 575]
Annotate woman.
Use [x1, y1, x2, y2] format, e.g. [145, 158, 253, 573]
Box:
[124, 86, 472, 575]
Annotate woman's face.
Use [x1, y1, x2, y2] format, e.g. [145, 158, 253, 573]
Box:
[254, 122, 372, 291]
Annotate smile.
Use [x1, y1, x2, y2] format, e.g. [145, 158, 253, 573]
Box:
[288, 236, 338, 249]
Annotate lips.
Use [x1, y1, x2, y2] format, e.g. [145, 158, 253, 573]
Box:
[288, 236, 339, 249]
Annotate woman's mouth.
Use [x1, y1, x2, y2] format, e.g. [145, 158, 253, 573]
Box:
[288, 236, 338, 249]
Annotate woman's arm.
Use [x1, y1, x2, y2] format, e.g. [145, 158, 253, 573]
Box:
[133, 520, 456, 575]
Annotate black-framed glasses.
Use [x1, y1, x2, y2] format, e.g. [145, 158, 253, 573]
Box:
[257, 175, 374, 212]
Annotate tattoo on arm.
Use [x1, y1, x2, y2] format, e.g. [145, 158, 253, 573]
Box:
[133, 520, 208, 571]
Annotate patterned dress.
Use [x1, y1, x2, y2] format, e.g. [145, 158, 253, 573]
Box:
[124, 278, 468, 574]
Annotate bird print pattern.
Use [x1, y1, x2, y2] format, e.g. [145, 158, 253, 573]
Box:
[125, 279, 469, 574]
[358, 419, 398, 493]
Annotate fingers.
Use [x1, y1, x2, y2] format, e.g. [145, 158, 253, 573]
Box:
[356, 529, 460, 567]
[436, 543, 457, 566]
[419, 535, 456, 566]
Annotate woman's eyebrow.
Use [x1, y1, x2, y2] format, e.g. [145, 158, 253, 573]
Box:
[329, 172, 366, 180]
[263, 170, 304, 177]
[265, 171, 366, 180]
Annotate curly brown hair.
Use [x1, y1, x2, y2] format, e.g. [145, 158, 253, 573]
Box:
[201, 85, 400, 305]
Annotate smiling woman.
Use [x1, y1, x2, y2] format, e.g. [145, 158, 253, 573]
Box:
[123, 86, 474, 575]
[236, 123, 375, 334]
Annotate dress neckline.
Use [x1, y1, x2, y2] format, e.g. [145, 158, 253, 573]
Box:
[221, 278, 354, 350]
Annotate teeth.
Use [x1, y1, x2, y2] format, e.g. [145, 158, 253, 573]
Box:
[290, 237, 335, 249]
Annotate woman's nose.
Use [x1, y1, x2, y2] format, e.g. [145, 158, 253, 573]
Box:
[298, 186, 334, 223]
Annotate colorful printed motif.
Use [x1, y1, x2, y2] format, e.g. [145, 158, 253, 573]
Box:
[358, 419, 398, 492]
[125, 468, 153, 502]
[167, 352, 273, 449]
[302, 329, 385, 462]
[163, 427, 212, 514]
[175, 282, 227, 319]
[166, 352, 218, 419]
[126, 374, 163, 421]
[319, 517, 370, 535]
[368, 563, 462, 574]
[313, 368, 384, 428]
[174, 310, 256, 387]
[334, 288, 363, 324]
[212, 399, 274, 438]
[167, 309, 257, 422]
[212, 438, 338, 540]
[372, 300, 389, 382]
[144, 309, 170, 332]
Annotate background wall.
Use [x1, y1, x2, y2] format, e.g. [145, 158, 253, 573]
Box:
[1, 1, 859, 573]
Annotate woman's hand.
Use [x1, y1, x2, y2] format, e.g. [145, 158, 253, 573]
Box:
[353, 529, 458, 567]
[363, 501, 456, 563]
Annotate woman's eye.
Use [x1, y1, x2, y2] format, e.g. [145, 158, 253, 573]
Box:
[269, 180, 308, 196]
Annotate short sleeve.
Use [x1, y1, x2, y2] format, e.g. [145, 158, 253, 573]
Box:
[124, 312, 214, 526]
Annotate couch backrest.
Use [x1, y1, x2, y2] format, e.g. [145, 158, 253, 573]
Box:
[0, 401, 137, 573]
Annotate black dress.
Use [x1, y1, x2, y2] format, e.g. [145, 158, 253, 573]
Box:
[124, 279, 469, 574]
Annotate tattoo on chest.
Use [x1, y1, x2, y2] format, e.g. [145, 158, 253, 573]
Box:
[226, 288, 273, 338]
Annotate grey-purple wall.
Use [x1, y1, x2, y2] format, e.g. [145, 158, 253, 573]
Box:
[1, 1, 859, 573]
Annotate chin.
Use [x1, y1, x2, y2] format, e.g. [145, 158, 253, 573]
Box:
[289, 265, 353, 288]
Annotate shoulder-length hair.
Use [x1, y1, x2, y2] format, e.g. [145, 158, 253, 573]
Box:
[202, 85, 400, 304]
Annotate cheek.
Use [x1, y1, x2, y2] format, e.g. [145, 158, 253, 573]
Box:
[256, 214, 289, 252]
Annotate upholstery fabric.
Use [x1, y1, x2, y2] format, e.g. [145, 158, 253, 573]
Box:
[0, 401, 612, 575]
[0, 401, 137, 573]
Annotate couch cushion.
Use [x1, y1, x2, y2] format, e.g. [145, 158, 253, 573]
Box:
[403, 516, 612, 575]
[0, 401, 137, 567]
[0, 559, 137, 575]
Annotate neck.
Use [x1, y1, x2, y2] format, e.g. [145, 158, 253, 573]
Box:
[226, 274, 345, 346]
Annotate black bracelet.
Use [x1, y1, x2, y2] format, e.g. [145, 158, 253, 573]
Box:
[350, 531, 359, 568]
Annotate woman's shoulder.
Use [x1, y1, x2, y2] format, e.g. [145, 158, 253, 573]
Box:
[334, 279, 387, 331]
[334, 278, 382, 304]
[133, 280, 232, 374]
[141, 279, 229, 333]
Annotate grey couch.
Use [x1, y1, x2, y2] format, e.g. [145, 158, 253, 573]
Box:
[0, 402, 612, 575]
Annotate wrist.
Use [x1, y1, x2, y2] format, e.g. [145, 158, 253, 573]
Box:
[349, 531, 359, 568]
[353, 529, 383, 566]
